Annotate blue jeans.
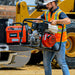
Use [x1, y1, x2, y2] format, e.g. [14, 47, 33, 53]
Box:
[43, 42, 70, 75]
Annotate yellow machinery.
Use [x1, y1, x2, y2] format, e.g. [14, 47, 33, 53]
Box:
[16, 0, 75, 68]
[16, 1, 44, 64]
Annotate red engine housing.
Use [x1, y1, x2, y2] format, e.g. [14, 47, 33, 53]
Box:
[6, 26, 27, 44]
[42, 33, 56, 48]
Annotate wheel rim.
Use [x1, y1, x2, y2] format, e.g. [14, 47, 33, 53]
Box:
[66, 37, 73, 52]
[65, 32, 75, 57]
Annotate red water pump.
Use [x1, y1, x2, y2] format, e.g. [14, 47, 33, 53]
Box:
[21, 18, 63, 52]
[42, 33, 56, 48]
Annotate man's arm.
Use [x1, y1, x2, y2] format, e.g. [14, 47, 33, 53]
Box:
[51, 12, 71, 25]
[51, 17, 71, 25]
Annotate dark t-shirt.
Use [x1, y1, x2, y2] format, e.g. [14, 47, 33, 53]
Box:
[41, 7, 68, 19]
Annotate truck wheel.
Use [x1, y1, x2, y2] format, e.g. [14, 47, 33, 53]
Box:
[65, 27, 75, 68]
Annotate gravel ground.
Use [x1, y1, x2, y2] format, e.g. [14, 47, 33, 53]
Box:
[0, 64, 75, 75]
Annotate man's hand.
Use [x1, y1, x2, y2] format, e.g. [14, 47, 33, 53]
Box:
[51, 20, 58, 25]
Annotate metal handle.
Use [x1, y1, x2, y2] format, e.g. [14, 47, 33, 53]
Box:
[11, 22, 23, 45]
[23, 18, 44, 24]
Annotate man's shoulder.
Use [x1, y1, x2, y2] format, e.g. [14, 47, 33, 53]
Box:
[56, 8, 68, 19]
[59, 11, 68, 19]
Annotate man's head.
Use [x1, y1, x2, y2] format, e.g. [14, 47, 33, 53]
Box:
[43, 0, 57, 11]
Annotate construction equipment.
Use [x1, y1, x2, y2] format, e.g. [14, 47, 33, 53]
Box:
[0, 0, 75, 68]
[22, 18, 63, 51]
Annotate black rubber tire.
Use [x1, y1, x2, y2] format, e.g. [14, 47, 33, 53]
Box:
[65, 27, 75, 69]
[27, 51, 43, 65]
[65, 55, 75, 69]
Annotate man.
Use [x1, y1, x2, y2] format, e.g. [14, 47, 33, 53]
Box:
[34, 0, 71, 75]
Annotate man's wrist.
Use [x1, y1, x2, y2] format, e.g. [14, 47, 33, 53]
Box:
[56, 20, 59, 24]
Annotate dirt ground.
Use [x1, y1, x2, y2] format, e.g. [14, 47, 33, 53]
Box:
[0, 64, 75, 75]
